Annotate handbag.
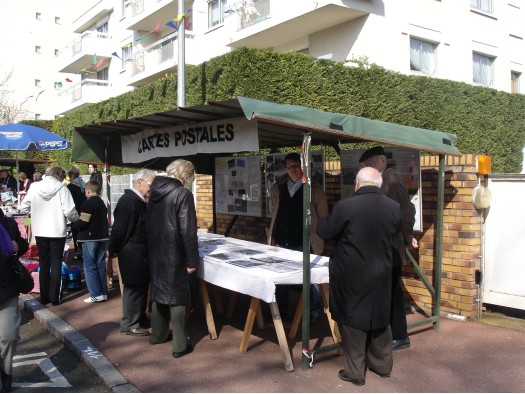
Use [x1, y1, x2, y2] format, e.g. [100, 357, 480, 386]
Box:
[12, 257, 34, 294]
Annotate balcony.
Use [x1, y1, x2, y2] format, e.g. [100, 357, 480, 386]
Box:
[226, 0, 370, 49]
[58, 32, 113, 73]
[72, 0, 113, 33]
[127, 31, 195, 87]
[57, 79, 113, 115]
[126, 0, 179, 32]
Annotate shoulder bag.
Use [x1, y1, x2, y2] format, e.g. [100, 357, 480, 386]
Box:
[12, 257, 34, 294]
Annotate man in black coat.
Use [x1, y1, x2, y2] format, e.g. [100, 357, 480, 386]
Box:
[88, 164, 103, 186]
[359, 146, 418, 351]
[317, 167, 402, 386]
[108, 169, 156, 337]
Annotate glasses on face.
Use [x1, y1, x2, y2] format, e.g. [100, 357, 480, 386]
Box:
[140, 178, 152, 186]
[286, 164, 301, 171]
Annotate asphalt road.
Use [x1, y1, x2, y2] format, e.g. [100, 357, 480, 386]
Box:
[9, 307, 110, 393]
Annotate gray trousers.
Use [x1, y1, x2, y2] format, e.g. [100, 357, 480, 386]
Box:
[0, 296, 21, 376]
[120, 283, 149, 332]
[340, 324, 393, 380]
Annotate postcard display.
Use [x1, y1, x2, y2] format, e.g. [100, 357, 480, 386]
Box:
[340, 148, 422, 232]
[264, 152, 325, 218]
[215, 156, 262, 216]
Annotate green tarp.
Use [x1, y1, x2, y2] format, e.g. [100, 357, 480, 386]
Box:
[72, 96, 461, 171]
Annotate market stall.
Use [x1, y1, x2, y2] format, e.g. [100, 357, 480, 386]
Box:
[72, 96, 461, 368]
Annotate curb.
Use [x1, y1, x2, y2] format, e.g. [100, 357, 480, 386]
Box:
[19, 294, 140, 393]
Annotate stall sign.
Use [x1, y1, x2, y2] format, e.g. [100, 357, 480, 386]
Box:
[121, 118, 259, 163]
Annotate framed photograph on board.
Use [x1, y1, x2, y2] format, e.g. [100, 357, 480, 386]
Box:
[215, 156, 262, 217]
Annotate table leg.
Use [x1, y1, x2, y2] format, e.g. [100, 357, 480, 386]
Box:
[240, 297, 259, 353]
[319, 283, 341, 344]
[226, 291, 238, 318]
[288, 294, 302, 339]
[269, 301, 294, 372]
[256, 302, 265, 330]
[213, 285, 224, 315]
[199, 279, 217, 340]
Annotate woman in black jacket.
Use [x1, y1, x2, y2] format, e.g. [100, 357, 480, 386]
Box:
[146, 159, 199, 358]
[0, 209, 29, 392]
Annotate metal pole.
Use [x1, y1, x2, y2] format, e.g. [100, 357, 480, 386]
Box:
[301, 133, 312, 369]
[177, 0, 185, 107]
[434, 154, 445, 330]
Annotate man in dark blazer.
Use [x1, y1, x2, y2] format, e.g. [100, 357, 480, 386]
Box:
[359, 146, 418, 351]
[317, 167, 402, 386]
[108, 169, 156, 336]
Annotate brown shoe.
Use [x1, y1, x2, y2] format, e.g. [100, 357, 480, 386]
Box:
[121, 328, 150, 336]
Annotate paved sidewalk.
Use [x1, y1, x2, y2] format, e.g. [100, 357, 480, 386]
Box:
[20, 284, 525, 393]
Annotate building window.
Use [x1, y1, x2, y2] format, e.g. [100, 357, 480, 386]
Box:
[122, 44, 132, 69]
[473, 53, 494, 87]
[36, 12, 41, 20]
[410, 38, 437, 75]
[97, 67, 109, 81]
[35, 79, 41, 87]
[208, 0, 227, 28]
[55, 49, 60, 56]
[471, 0, 493, 13]
[55, 16, 61, 24]
[97, 21, 109, 33]
[35, 114, 41, 121]
[35, 46, 41, 54]
[511, 71, 521, 93]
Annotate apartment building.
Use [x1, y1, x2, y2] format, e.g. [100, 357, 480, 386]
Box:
[0, 0, 77, 122]
[35, 0, 525, 117]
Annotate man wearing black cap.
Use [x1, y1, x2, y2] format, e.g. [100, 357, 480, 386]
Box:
[359, 146, 418, 351]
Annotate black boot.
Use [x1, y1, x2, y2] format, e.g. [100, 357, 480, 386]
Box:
[1, 368, 13, 392]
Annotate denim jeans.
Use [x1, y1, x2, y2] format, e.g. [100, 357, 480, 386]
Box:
[82, 241, 108, 297]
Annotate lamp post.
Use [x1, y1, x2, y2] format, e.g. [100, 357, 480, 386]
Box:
[177, 0, 185, 107]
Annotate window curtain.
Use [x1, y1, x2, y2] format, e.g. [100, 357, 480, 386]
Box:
[410, 39, 435, 75]
[473, 53, 493, 86]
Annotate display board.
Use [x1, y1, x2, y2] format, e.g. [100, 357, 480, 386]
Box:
[264, 151, 324, 217]
[215, 156, 262, 217]
[340, 148, 422, 232]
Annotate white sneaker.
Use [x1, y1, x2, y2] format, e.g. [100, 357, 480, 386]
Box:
[84, 295, 106, 303]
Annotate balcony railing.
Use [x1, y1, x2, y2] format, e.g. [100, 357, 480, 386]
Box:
[130, 31, 181, 76]
[60, 31, 112, 59]
[58, 79, 112, 105]
[226, 0, 270, 30]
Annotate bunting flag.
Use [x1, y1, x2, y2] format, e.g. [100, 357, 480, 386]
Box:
[167, 8, 192, 31]
[92, 54, 97, 65]
[21, 96, 33, 105]
[65, 78, 73, 82]
[166, 20, 178, 30]
[35, 89, 46, 102]
[136, 20, 162, 42]
[111, 51, 123, 60]
[56, 82, 63, 89]
[93, 59, 104, 70]
[122, 42, 133, 48]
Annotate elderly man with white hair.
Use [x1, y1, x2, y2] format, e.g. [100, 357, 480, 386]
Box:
[108, 168, 156, 337]
[317, 166, 402, 386]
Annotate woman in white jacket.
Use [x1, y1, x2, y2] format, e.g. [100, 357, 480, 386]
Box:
[19, 166, 79, 305]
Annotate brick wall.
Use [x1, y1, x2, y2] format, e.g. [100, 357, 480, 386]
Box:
[194, 154, 483, 318]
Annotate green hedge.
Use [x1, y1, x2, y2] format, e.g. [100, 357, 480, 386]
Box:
[53, 48, 525, 174]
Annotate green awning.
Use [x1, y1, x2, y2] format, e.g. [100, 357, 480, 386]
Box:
[72, 96, 460, 172]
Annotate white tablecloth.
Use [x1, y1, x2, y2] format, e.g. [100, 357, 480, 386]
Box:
[198, 234, 329, 303]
